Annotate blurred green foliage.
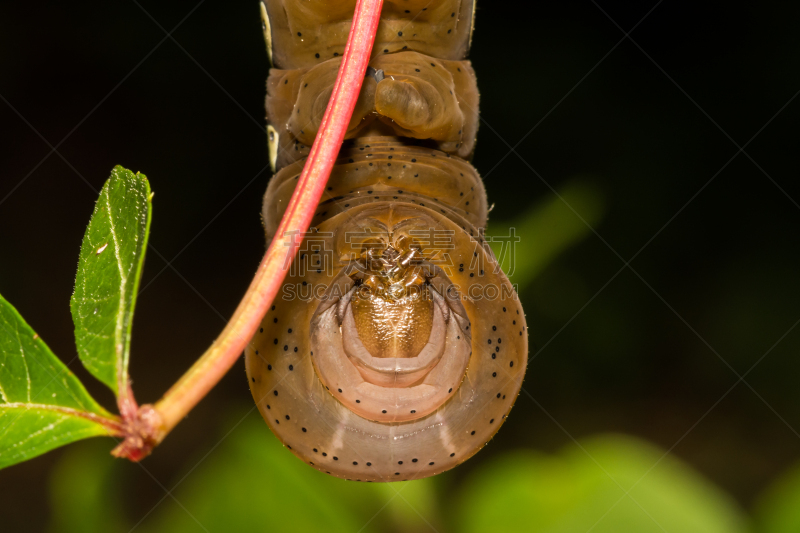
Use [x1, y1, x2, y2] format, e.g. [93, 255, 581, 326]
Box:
[455, 435, 748, 533]
[48, 439, 126, 533]
[754, 460, 800, 533]
[487, 177, 606, 293]
[47, 413, 760, 533]
[134, 411, 443, 533]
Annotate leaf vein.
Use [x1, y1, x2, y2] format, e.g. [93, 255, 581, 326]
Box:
[1, 402, 120, 430]
[103, 183, 128, 394]
[13, 321, 32, 403]
[8, 417, 68, 450]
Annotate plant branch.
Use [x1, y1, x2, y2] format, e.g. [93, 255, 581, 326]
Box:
[112, 0, 385, 460]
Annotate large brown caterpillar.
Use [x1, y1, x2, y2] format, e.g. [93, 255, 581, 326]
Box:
[245, 0, 528, 482]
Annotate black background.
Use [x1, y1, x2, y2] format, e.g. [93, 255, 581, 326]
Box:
[1, 1, 799, 530]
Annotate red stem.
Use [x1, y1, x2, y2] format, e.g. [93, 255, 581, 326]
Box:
[114, 0, 385, 459]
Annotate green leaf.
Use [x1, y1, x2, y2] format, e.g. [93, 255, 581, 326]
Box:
[70, 166, 152, 396]
[0, 294, 118, 470]
[454, 434, 748, 533]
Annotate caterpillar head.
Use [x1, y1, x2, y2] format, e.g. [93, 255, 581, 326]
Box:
[245, 203, 527, 481]
[311, 228, 473, 423]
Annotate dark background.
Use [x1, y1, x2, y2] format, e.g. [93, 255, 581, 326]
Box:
[1, 1, 799, 531]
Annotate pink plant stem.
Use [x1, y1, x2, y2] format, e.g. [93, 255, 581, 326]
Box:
[141, 0, 385, 450]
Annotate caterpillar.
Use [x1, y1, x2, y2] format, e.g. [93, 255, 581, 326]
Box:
[245, 0, 528, 482]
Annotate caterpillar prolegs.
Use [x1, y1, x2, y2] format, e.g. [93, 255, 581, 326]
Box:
[245, 0, 528, 482]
